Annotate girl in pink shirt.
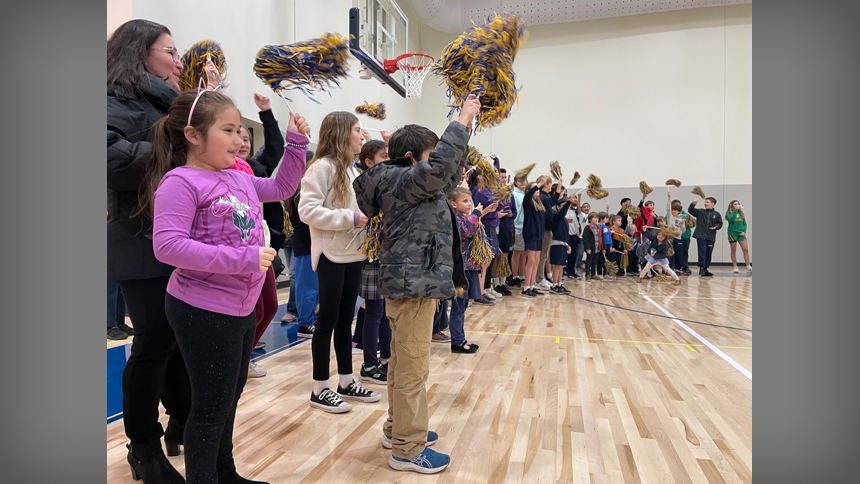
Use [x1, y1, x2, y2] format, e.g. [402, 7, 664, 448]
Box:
[142, 87, 309, 484]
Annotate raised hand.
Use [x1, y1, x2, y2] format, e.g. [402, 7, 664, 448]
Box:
[287, 112, 310, 136]
[204, 59, 221, 90]
[457, 94, 481, 127]
[253, 93, 271, 111]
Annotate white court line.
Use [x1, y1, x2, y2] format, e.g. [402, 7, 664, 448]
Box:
[645, 296, 751, 300]
[643, 295, 752, 381]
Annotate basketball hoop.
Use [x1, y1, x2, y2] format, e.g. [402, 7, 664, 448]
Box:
[383, 53, 434, 99]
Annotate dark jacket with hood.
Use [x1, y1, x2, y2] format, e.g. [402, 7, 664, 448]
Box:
[107, 73, 178, 281]
[352, 122, 470, 299]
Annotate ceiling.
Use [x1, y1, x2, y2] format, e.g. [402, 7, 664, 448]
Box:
[406, 0, 752, 33]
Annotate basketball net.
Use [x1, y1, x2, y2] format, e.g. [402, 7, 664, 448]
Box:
[396, 53, 434, 99]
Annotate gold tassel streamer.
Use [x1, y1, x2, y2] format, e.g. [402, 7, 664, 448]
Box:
[665, 178, 682, 187]
[359, 213, 385, 261]
[354, 101, 387, 120]
[470, 223, 495, 266]
[180, 39, 228, 92]
[493, 252, 512, 278]
[639, 181, 653, 196]
[691, 186, 706, 199]
[549, 161, 562, 180]
[569, 171, 580, 186]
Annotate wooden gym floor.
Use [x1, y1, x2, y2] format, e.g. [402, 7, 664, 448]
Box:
[107, 267, 752, 484]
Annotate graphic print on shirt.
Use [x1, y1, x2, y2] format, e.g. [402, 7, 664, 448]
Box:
[212, 194, 256, 240]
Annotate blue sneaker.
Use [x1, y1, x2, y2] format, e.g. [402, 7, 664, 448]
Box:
[388, 447, 450, 474]
[381, 431, 438, 449]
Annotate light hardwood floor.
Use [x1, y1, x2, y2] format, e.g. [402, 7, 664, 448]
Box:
[107, 269, 752, 484]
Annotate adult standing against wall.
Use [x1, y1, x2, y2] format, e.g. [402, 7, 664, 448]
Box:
[107, 19, 190, 484]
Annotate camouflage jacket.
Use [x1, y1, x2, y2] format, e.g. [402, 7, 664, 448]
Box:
[353, 122, 470, 299]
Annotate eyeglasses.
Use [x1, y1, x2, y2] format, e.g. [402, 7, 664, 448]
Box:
[152, 46, 181, 62]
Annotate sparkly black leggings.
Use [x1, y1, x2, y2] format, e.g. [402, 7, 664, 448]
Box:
[165, 294, 255, 484]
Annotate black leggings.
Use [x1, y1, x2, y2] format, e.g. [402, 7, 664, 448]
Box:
[118, 277, 191, 444]
[166, 294, 255, 484]
[313, 254, 362, 381]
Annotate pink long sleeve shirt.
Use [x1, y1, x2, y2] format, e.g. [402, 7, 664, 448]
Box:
[152, 132, 307, 316]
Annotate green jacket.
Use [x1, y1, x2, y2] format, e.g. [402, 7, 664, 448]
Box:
[725, 209, 747, 238]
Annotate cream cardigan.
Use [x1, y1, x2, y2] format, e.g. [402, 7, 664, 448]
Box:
[297, 157, 366, 270]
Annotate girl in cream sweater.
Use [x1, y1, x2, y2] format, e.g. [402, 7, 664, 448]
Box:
[298, 111, 380, 413]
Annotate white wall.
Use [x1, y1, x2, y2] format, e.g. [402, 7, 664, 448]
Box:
[129, 0, 424, 145]
[418, 4, 751, 188]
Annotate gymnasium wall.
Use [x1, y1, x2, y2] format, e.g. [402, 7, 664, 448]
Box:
[416, 4, 752, 264]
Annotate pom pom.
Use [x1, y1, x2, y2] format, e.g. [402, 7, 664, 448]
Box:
[569, 171, 581, 186]
[621, 205, 641, 219]
[604, 258, 619, 276]
[639, 181, 653, 196]
[587, 173, 602, 188]
[665, 178, 682, 187]
[685, 214, 697, 229]
[655, 273, 673, 283]
[621, 252, 629, 271]
[493, 184, 513, 203]
[691, 186, 706, 199]
[466, 145, 485, 166]
[549, 161, 562, 180]
[469, 223, 495, 266]
[434, 13, 527, 131]
[515, 162, 535, 179]
[253, 33, 350, 102]
[359, 213, 385, 261]
[587, 186, 610, 200]
[493, 252, 512, 278]
[180, 40, 228, 92]
[661, 226, 681, 239]
[456, 286, 466, 298]
[621, 234, 635, 251]
[355, 102, 387, 120]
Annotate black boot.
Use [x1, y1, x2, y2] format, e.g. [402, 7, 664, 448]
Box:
[217, 462, 269, 484]
[164, 418, 185, 456]
[126, 441, 185, 484]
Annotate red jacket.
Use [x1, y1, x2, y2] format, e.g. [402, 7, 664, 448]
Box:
[633, 201, 654, 241]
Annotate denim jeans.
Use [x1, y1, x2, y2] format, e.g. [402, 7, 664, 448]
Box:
[432, 299, 449, 334]
[282, 246, 297, 317]
[696, 238, 714, 269]
[363, 298, 391, 367]
[294, 255, 318, 327]
[448, 296, 469, 346]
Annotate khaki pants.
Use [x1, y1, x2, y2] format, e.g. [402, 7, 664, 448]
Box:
[537, 230, 552, 281]
[383, 297, 436, 459]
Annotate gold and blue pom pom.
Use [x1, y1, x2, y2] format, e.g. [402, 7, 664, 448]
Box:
[586, 173, 608, 199]
[180, 39, 228, 92]
[569, 171, 581, 186]
[639, 181, 653, 196]
[434, 13, 527, 131]
[665, 178, 682, 187]
[355, 102, 387, 120]
[493, 252, 512, 278]
[360, 213, 385, 261]
[253, 33, 350, 103]
[469, 223, 495, 266]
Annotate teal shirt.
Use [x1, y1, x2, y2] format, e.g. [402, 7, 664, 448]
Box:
[513, 188, 525, 233]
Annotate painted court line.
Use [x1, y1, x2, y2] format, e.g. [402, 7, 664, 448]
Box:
[643, 295, 752, 381]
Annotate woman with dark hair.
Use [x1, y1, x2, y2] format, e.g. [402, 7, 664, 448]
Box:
[107, 19, 190, 484]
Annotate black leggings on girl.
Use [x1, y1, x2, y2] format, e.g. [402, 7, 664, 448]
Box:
[165, 294, 255, 484]
[312, 254, 363, 382]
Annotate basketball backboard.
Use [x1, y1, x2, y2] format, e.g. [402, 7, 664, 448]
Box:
[349, 0, 409, 97]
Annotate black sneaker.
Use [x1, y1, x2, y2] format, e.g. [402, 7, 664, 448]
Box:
[475, 295, 495, 305]
[360, 363, 387, 384]
[116, 323, 135, 336]
[310, 388, 352, 413]
[560, 285, 571, 294]
[337, 379, 382, 402]
[521, 288, 537, 298]
[297, 325, 314, 338]
[550, 285, 567, 295]
[107, 327, 128, 340]
[507, 277, 521, 287]
[496, 285, 512, 296]
[531, 287, 544, 295]
[702, 269, 714, 277]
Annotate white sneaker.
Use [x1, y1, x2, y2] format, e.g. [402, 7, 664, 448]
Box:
[488, 288, 501, 298]
[248, 361, 267, 378]
[483, 291, 496, 301]
[747, 266, 752, 274]
[733, 266, 739, 273]
[539, 279, 552, 289]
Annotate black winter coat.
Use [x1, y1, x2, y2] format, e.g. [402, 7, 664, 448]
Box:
[106, 73, 177, 280]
